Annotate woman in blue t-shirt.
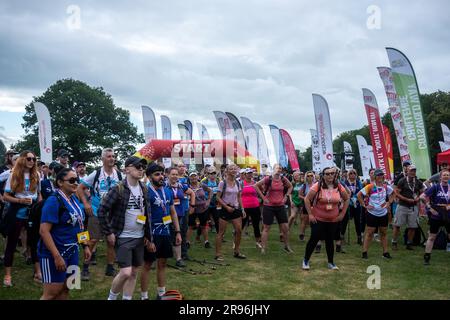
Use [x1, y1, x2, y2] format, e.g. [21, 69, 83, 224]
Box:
[39, 168, 91, 300]
[421, 169, 450, 265]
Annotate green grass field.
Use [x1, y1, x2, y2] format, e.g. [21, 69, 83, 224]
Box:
[0, 218, 449, 300]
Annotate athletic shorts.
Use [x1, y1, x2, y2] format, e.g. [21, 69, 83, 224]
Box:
[262, 206, 288, 225]
[87, 215, 102, 240]
[302, 206, 309, 215]
[115, 237, 144, 268]
[40, 249, 79, 284]
[394, 205, 418, 228]
[188, 210, 209, 227]
[366, 213, 388, 228]
[217, 208, 242, 221]
[144, 235, 173, 263]
[429, 218, 450, 235]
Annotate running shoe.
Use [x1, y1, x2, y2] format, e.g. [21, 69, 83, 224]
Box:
[81, 270, 90, 281]
[423, 254, 430, 265]
[299, 234, 305, 241]
[204, 241, 211, 249]
[233, 252, 247, 259]
[302, 259, 310, 270]
[362, 252, 368, 259]
[176, 259, 186, 267]
[214, 255, 224, 261]
[256, 242, 263, 249]
[327, 263, 339, 270]
[283, 246, 294, 254]
[382, 252, 392, 260]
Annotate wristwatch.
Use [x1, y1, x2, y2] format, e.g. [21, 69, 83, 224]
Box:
[174, 230, 181, 234]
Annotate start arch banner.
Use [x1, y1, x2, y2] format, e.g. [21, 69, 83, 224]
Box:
[135, 139, 260, 171]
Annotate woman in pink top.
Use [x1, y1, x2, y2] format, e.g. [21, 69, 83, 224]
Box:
[255, 164, 293, 255]
[302, 167, 349, 271]
[241, 168, 262, 248]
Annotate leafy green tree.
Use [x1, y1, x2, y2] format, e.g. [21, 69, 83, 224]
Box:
[13, 79, 144, 164]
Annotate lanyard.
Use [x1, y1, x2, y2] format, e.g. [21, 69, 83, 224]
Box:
[149, 184, 167, 213]
[57, 189, 84, 230]
[324, 188, 334, 204]
[406, 177, 416, 194]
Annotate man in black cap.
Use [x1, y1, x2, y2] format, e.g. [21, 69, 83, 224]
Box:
[75, 161, 87, 180]
[98, 156, 154, 300]
[0, 149, 18, 174]
[393, 160, 411, 186]
[56, 149, 70, 168]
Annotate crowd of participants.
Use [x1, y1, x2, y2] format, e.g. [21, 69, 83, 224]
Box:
[0, 147, 448, 299]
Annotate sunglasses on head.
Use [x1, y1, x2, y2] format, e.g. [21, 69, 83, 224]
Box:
[64, 177, 80, 184]
[26, 157, 37, 162]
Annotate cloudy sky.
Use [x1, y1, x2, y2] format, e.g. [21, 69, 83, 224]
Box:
[1, 0, 449, 162]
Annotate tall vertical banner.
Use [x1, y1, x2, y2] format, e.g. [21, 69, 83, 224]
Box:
[197, 123, 213, 165]
[441, 123, 450, 144]
[356, 135, 371, 180]
[184, 120, 193, 140]
[240, 117, 259, 166]
[368, 145, 376, 170]
[386, 47, 431, 179]
[177, 124, 189, 141]
[377, 67, 411, 162]
[142, 105, 157, 143]
[269, 125, 288, 168]
[439, 141, 450, 152]
[225, 112, 248, 151]
[312, 94, 334, 168]
[343, 141, 354, 171]
[280, 129, 300, 171]
[33, 102, 53, 164]
[161, 116, 172, 140]
[383, 125, 394, 179]
[254, 122, 271, 173]
[311, 129, 321, 173]
[362, 88, 391, 180]
[213, 111, 233, 140]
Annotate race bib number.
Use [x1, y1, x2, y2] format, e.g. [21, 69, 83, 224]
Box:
[77, 231, 90, 244]
[162, 215, 172, 225]
[136, 215, 146, 225]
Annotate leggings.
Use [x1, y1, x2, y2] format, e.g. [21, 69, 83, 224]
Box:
[336, 209, 350, 240]
[243, 207, 262, 239]
[349, 205, 363, 237]
[305, 220, 339, 264]
[4, 219, 27, 267]
[208, 207, 220, 233]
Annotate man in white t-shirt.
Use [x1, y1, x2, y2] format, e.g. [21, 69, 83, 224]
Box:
[77, 148, 123, 280]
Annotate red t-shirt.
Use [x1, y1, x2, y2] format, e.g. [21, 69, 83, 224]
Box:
[309, 182, 346, 222]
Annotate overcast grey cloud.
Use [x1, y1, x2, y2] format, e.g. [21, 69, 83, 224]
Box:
[1, 0, 449, 158]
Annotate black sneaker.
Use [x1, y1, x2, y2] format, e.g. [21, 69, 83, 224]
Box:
[81, 269, 90, 281]
[105, 264, 117, 277]
[382, 252, 392, 260]
[299, 234, 305, 241]
[204, 241, 211, 249]
[424, 253, 430, 265]
[315, 244, 321, 254]
[406, 244, 414, 251]
[233, 252, 247, 259]
[362, 252, 368, 259]
[175, 259, 186, 267]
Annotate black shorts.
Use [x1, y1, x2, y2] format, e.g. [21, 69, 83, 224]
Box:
[188, 210, 209, 227]
[218, 208, 242, 221]
[366, 213, 388, 228]
[262, 206, 288, 225]
[144, 235, 173, 263]
[429, 218, 450, 234]
[302, 206, 309, 215]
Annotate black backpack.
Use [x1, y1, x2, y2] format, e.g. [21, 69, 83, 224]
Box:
[91, 167, 123, 195]
[27, 193, 67, 240]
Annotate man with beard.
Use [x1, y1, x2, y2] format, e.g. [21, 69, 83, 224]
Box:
[140, 164, 182, 300]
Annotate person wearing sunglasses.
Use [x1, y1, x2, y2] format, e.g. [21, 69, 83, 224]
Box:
[357, 169, 394, 260]
[241, 167, 262, 248]
[38, 168, 91, 299]
[56, 149, 70, 168]
[302, 167, 349, 270]
[2, 150, 42, 287]
[77, 148, 123, 280]
[97, 156, 154, 300]
[140, 163, 181, 300]
[201, 166, 221, 234]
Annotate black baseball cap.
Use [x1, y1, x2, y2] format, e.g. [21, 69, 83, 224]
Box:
[125, 156, 147, 167]
[402, 160, 411, 167]
[374, 169, 385, 176]
[146, 163, 164, 176]
[57, 149, 69, 157]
